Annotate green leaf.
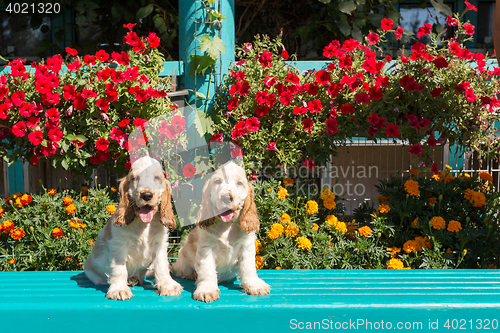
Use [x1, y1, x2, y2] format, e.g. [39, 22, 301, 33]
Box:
[153, 16, 168, 34]
[338, 15, 351, 36]
[430, 0, 452, 17]
[338, 0, 357, 14]
[76, 135, 87, 142]
[195, 91, 207, 100]
[187, 54, 216, 75]
[351, 27, 362, 41]
[75, 15, 86, 27]
[194, 109, 214, 137]
[367, 13, 384, 26]
[61, 159, 69, 170]
[61, 141, 70, 153]
[137, 4, 154, 21]
[200, 35, 225, 60]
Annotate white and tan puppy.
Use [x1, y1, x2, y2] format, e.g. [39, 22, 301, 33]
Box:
[84, 156, 183, 300]
[173, 161, 270, 303]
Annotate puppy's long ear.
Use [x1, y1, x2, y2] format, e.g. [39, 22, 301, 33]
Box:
[160, 179, 176, 230]
[197, 178, 216, 229]
[239, 182, 260, 233]
[113, 175, 136, 227]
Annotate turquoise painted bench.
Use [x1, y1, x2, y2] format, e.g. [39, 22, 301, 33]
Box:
[1, 270, 500, 332]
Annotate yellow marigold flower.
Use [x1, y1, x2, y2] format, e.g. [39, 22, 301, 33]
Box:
[283, 177, 294, 187]
[431, 216, 446, 230]
[488, 264, 497, 269]
[411, 217, 419, 228]
[305, 200, 318, 214]
[296, 236, 312, 251]
[277, 186, 289, 200]
[255, 255, 264, 270]
[81, 196, 88, 202]
[447, 220, 462, 232]
[320, 187, 335, 201]
[12, 192, 22, 199]
[445, 164, 452, 170]
[65, 204, 77, 214]
[429, 197, 437, 206]
[106, 204, 117, 215]
[312, 223, 319, 231]
[463, 249, 467, 255]
[403, 240, 418, 253]
[335, 221, 347, 234]
[387, 258, 404, 269]
[255, 240, 261, 254]
[69, 220, 79, 229]
[376, 195, 389, 204]
[280, 212, 291, 224]
[8, 259, 16, 265]
[481, 184, 490, 192]
[3, 220, 14, 233]
[14, 197, 22, 208]
[51, 227, 63, 238]
[326, 215, 338, 227]
[268, 223, 284, 239]
[110, 186, 117, 193]
[0, 206, 4, 217]
[10, 228, 25, 240]
[408, 168, 419, 176]
[358, 226, 372, 237]
[275, 266, 282, 270]
[79, 223, 87, 229]
[47, 189, 57, 195]
[431, 174, 440, 181]
[378, 204, 390, 213]
[479, 171, 493, 183]
[404, 179, 420, 196]
[323, 197, 337, 210]
[266, 188, 272, 193]
[62, 196, 73, 206]
[285, 223, 299, 237]
[387, 247, 401, 254]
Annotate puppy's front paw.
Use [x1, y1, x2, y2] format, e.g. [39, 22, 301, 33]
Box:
[157, 281, 183, 296]
[106, 287, 134, 301]
[127, 276, 142, 287]
[193, 288, 220, 303]
[242, 281, 271, 295]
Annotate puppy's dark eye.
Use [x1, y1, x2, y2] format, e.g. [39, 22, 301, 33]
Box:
[237, 181, 244, 186]
[154, 176, 161, 181]
[214, 179, 222, 185]
[134, 176, 140, 182]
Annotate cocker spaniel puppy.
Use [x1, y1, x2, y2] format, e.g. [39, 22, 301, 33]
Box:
[84, 156, 182, 300]
[173, 161, 270, 303]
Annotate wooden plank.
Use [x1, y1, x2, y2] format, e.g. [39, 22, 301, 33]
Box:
[1, 270, 500, 332]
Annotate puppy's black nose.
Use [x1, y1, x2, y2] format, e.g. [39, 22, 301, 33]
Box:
[141, 192, 153, 201]
[222, 194, 233, 204]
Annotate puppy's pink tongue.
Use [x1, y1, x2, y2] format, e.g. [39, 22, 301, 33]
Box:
[219, 210, 234, 222]
[139, 206, 154, 223]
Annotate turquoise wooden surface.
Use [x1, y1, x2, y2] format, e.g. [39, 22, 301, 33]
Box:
[1, 270, 500, 332]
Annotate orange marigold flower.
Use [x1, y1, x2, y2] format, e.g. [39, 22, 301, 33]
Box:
[106, 204, 117, 215]
[376, 195, 389, 204]
[255, 240, 262, 254]
[403, 240, 418, 253]
[65, 204, 77, 214]
[447, 220, 462, 232]
[20, 194, 32, 205]
[431, 216, 446, 230]
[404, 179, 420, 196]
[255, 255, 264, 270]
[12, 192, 22, 199]
[8, 258, 16, 265]
[81, 196, 88, 202]
[415, 236, 432, 250]
[296, 236, 312, 251]
[283, 177, 294, 187]
[387, 258, 405, 269]
[51, 227, 63, 238]
[429, 197, 437, 206]
[323, 197, 337, 210]
[358, 226, 372, 237]
[280, 212, 291, 224]
[305, 200, 318, 214]
[326, 215, 338, 227]
[47, 189, 57, 195]
[488, 264, 497, 269]
[69, 219, 80, 229]
[2, 220, 14, 233]
[412, 217, 419, 227]
[378, 204, 390, 213]
[408, 168, 419, 176]
[10, 228, 25, 240]
[284, 223, 299, 237]
[110, 186, 118, 193]
[479, 171, 493, 183]
[312, 223, 319, 231]
[275, 266, 282, 270]
[65, 254, 72, 262]
[268, 223, 284, 239]
[62, 196, 73, 206]
[335, 221, 347, 234]
[277, 186, 289, 200]
[0, 206, 4, 217]
[14, 197, 22, 208]
[81, 186, 90, 195]
[320, 187, 335, 201]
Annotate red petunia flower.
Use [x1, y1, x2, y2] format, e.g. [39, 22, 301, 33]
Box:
[315, 70, 331, 85]
[209, 133, 224, 144]
[307, 99, 322, 113]
[303, 158, 315, 171]
[259, 50, 273, 68]
[431, 162, 438, 175]
[148, 32, 161, 48]
[123, 23, 137, 30]
[183, 163, 196, 178]
[381, 18, 393, 31]
[246, 117, 260, 131]
[119, 119, 130, 128]
[96, 50, 110, 62]
[395, 25, 404, 40]
[417, 23, 432, 38]
[12, 121, 27, 137]
[231, 146, 243, 159]
[446, 16, 458, 27]
[265, 142, 279, 152]
[293, 106, 307, 115]
[28, 130, 43, 145]
[281, 50, 289, 59]
[430, 87, 442, 97]
[464, 0, 477, 12]
[385, 123, 400, 138]
[408, 143, 423, 156]
[366, 32, 379, 45]
[302, 118, 314, 133]
[325, 118, 338, 136]
[255, 105, 269, 117]
[65, 47, 78, 56]
[463, 24, 475, 35]
[427, 134, 437, 147]
[95, 137, 110, 151]
[96, 98, 109, 111]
